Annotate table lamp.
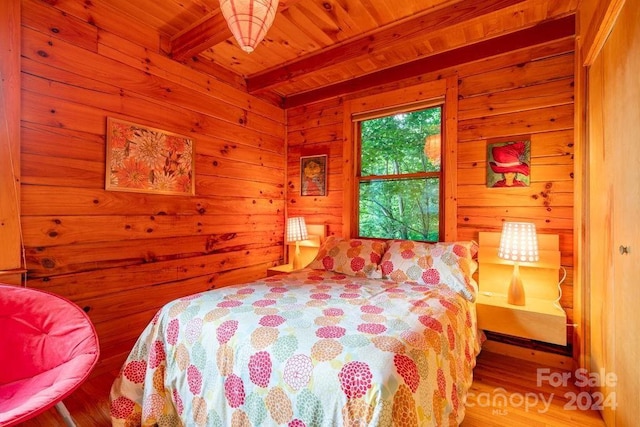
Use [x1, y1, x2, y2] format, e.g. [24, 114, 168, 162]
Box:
[498, 221, 539, 306]
[286, 217, 308, 269]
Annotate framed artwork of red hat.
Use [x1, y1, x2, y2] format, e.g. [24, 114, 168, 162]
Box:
[486, 140, 531, 188]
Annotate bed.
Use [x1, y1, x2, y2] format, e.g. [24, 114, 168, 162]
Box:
[110, 238, 481, 426]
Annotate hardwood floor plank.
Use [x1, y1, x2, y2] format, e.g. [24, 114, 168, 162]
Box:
[462, 351, 605, 427]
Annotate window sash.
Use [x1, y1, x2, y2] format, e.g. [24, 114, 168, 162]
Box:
[357, 177, 441, 241]
[358, 171, 441, 181]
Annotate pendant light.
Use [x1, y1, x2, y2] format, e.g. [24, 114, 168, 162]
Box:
[219, 0, 279, 53]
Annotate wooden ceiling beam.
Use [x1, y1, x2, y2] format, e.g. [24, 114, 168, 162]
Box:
[170, 12, 229, 61]
[170, 0, 304, 62]
[283, 14, 576, 109]
[247, 0, 526, 93]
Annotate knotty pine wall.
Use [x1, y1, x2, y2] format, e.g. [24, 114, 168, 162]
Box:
[287, 39, 575, 349]
[19, 0, 286, 374]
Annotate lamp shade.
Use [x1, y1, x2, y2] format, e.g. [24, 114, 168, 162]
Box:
[424, 134, 441, 167]
[498, 222, 539, 262]
[219, 0, 279, 53]
[287, 217, 308, 242]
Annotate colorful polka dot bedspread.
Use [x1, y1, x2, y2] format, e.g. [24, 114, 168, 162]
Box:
[110, 269, 481, 426]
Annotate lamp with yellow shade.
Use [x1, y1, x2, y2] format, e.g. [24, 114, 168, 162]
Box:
[286, 217, 308, 270]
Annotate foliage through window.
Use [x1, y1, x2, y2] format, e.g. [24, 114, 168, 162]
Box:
[357, 106, 442, 241]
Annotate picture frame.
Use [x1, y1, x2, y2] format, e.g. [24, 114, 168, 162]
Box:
[486, 140, 531, 188]
[300, 154, 327, 196]
[105, 117, 195, 195]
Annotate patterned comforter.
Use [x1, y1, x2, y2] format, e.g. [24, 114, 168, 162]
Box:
[110, 269, 480, 426]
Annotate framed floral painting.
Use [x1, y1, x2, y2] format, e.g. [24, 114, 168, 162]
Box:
[105, 118, 195, 195]
[300, 154, 327, 196]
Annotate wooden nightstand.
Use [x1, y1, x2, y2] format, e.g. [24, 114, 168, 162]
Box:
[477, 232, 567, 346]
[267, 223, 326, 277]
[476, 292, 567, 345]
[266, 263, 294, 277]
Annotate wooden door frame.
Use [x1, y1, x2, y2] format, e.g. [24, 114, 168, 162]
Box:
[0, 0, 23, 284]
[575, 0, 625, 372]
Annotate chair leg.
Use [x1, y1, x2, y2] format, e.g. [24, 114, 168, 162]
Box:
[54, 402, 77, 427]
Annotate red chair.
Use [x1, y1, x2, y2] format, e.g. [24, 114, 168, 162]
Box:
[0, 284, 100, 426]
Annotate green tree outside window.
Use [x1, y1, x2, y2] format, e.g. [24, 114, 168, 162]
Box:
[357, 106, 442, 241]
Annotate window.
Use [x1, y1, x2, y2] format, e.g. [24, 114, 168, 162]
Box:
[355, 105, 443, 241]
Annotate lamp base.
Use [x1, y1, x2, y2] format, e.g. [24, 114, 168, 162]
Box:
[292, 241, 304, 270]
[292, 258, 304, 270]
[507, 263, 526, 306]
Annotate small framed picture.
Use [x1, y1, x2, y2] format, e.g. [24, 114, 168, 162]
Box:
[300, 155, 327, 196]
[487, 140, 531, 188]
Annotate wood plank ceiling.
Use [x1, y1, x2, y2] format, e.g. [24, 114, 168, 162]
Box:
[106, 0, 578, 107]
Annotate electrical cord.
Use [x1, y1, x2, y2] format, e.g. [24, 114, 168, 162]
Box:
[554, 266, 567, 311]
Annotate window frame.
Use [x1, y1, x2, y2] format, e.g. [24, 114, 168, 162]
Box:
[342, 77, 458, 241]
[353, 103, 445, 241]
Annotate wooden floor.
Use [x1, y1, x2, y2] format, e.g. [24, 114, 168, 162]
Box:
[18, 351, 605, 426]
[462, 352, 605, 426]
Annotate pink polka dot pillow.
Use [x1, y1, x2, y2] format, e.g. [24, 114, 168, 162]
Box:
[308, 236, 387, 278]
[380, 240, 479, 301]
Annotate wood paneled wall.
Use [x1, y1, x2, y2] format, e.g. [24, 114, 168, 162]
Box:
[12, 0, 578, 373]
[18, 0, 286, 374]
[287, 39, 575, 348]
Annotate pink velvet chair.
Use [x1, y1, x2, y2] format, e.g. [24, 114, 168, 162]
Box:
[0, 284, 100, 426]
